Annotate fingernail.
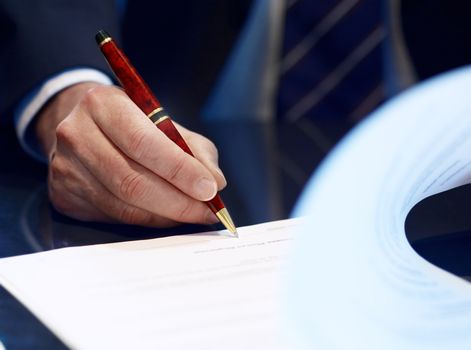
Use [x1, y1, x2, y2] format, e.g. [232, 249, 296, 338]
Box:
[195, 177, 217, 200]
[206, 210, 219, 224]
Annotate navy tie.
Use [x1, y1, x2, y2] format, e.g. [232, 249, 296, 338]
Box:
[276, 0, 385, 215]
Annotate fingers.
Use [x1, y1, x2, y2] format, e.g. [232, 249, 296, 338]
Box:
[48, 145, 115, 223]
[54, 104, 218, 225]
[175, 124, 227, 191]
[82, 86, 218, 201]
[50, 139, 217, 226]
[47, 84, 227, 227]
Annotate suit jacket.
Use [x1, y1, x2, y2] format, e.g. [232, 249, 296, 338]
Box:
[0, 0, 251, 127]
[3, 0, 471, 119]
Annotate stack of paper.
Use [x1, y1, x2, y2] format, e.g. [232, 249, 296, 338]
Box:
[287, 66, 471, 349]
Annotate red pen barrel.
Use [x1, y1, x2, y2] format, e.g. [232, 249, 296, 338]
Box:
[99, 38, 160, 115]
[96, 30, 233, 229]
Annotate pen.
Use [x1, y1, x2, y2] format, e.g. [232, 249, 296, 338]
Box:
[95, 30, 237, 236]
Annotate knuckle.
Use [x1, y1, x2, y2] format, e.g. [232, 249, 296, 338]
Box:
[55, 119, 75, 147]
[119, 172, 147, 201]
[173, 198, 196, 223]
[49, 156, 68, 181]
[55, 119, 83, 156]
[127, 127, 149, 160]
[118, 205, 148, 225]
[165, 154, 186, 183]
[80, 85, 109, 110]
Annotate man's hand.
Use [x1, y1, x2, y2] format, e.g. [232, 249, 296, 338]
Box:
[36, 82, 226, 227]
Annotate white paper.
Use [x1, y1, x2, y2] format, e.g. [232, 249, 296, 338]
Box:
[287, 66, 471, 349]
[0, 219, 301, 350]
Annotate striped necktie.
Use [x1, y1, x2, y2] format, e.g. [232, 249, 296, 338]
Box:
[276, 0, 386, 215]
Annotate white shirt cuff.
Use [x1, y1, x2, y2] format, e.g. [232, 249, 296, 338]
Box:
[15, 68, 113, 162]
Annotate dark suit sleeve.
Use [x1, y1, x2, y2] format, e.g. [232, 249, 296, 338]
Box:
[0, 0, 121, 119]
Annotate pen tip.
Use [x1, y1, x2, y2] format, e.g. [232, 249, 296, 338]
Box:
[215, 208, 238, 238]
[95, 29, 111, 45]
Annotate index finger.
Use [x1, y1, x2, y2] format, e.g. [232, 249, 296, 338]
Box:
[82, 86, 218, 201]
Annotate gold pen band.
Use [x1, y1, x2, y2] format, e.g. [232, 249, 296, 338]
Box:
[147, 108, 169, 125]
[98, 37, 112, 47]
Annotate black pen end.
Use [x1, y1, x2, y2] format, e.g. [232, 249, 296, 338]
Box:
[95, 30, 111, 46]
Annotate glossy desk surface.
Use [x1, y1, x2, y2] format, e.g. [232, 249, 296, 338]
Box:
[1, 126, 471, 349]
[0, 129, 221, 349]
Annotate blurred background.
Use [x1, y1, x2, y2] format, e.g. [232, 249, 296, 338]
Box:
[2, 1, 471, 348]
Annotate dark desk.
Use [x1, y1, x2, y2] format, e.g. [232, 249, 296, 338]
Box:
[1, 123, 471, 349]
[0, 128, 221, 349]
